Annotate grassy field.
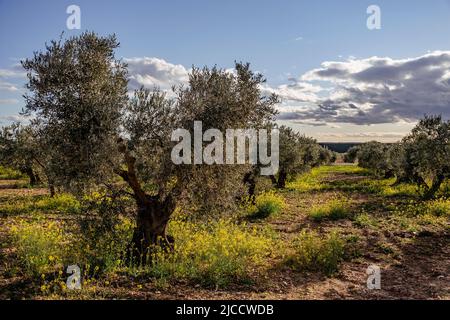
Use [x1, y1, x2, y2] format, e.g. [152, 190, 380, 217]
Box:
[0, 165, 448, 300]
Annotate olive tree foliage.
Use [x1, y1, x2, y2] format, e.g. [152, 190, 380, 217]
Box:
[0, 123, 41, 185]
[270, 126, 325, 188]
[401, 115, 450, 199]
[21, 32, 278, 257]
[352, 141, 394, 178]
[0, 122, 56, 193]
[318, 146, 336, 165]
[343, 146, 359, 163]
[22, 32, 128, 192]
[347, 115, 450, 199]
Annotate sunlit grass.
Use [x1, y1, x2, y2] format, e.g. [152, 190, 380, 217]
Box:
[353, 212, 379, 228]
[287, 229, 345, 275]
[246, 191, 286, 220]
[0, 166, 26, 180]
[425, 198, 450, 217]
[308, 196, 351, 222]
[287, 165, 370, 193]
[10, 219, 75, 276]
[141, 219, 277, 288]
[0, 194, 81, 215]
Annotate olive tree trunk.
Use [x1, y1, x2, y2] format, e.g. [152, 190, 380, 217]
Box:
[117, 143, 176, 263]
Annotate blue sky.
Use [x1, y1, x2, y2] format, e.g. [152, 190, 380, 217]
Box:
[2, 0, 450, 141]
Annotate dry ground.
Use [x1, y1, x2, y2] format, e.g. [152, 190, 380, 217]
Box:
[0, 165, 449, 300]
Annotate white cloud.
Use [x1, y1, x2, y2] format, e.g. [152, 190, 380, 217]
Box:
[277, 51, 450, 125]
[262, 80, 323, 103]
[0, 64, 26, 78]
[0, 81, 19, 92]
[0, 64, 25, 92]
[0, 98, 19, 105]
[124, 57, 189, 91]
[0, 114, 28, 123]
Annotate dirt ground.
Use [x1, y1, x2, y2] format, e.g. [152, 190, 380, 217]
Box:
[0, 167, 449, 300]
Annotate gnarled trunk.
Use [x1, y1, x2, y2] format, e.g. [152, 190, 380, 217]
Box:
[116, 138, 176, 264]
[23, 167, 40, 186]
[269, 170, 287, 189]
[277, 170, 287, 189]
[243, 171, 257, 205]
[129, 195, 176, 264]
[423, 174, 445, 200]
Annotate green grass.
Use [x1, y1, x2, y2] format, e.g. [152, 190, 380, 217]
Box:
[287, 165, 371, 193]
[425, 198, 450, 217]
[312, 165, 369, 175]
[353, 212, 378, 228]
[10, 219, 74, 276]
[288, 230, 345, 275]
[247, 191, 285, 220]
[0, 194, 81, 215]
[321, 177, 417, 197]
[0, 166, 26, 180]
[140, 219, 276, 288]
[308, 197, 351, 222]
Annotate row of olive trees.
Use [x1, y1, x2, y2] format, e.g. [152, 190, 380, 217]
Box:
[345, 115, 450, 199]
[0, 123, 56, 195]
[0, 32, 333, 256]
[272, 126, 335, 188]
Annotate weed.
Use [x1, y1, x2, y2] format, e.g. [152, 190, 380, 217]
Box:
[288, 230, 345, 275]
[247, 191, 285, 220]
[308, 196, 350, 221]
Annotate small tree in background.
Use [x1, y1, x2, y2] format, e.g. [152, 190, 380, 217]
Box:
[344, 146, 359, 163]
[0, 122, 54, 193]
[318, 146, 336, 165]
[354, 141, 393, 178]
[271, 126, 321, 188]
[0, 123, 40, 185]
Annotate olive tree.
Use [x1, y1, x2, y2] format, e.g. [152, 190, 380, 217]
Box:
[354, 141, 394, 177]
[22, 32, 278, 258]
[401, 115, 450, 199]
[0, 123, 41, 185]
[270, 126, 321, 188]
[344, 146, 359, 163]
[318, 146, 336, 165]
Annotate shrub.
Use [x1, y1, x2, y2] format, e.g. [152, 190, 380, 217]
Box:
[10, 204, 133, 278]
[78, 216, 133, 274]
[247, 191, 285, 220]
[35, 194, 81, 214]
[0, 194, 81, 215]
[289, 230, 345, 275]
[353, 213, 378, 228]
[425, 199, 450, 217]
[308, 197, 350, 221]
[0, 166, 25, 180]
[146, 219, 275, 288]
[10, 219, 75, 276]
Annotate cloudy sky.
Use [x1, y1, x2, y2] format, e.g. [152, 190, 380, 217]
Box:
[1, 0, 450, 142]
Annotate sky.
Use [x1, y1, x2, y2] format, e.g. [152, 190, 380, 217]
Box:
[1, 0, 450, 142]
